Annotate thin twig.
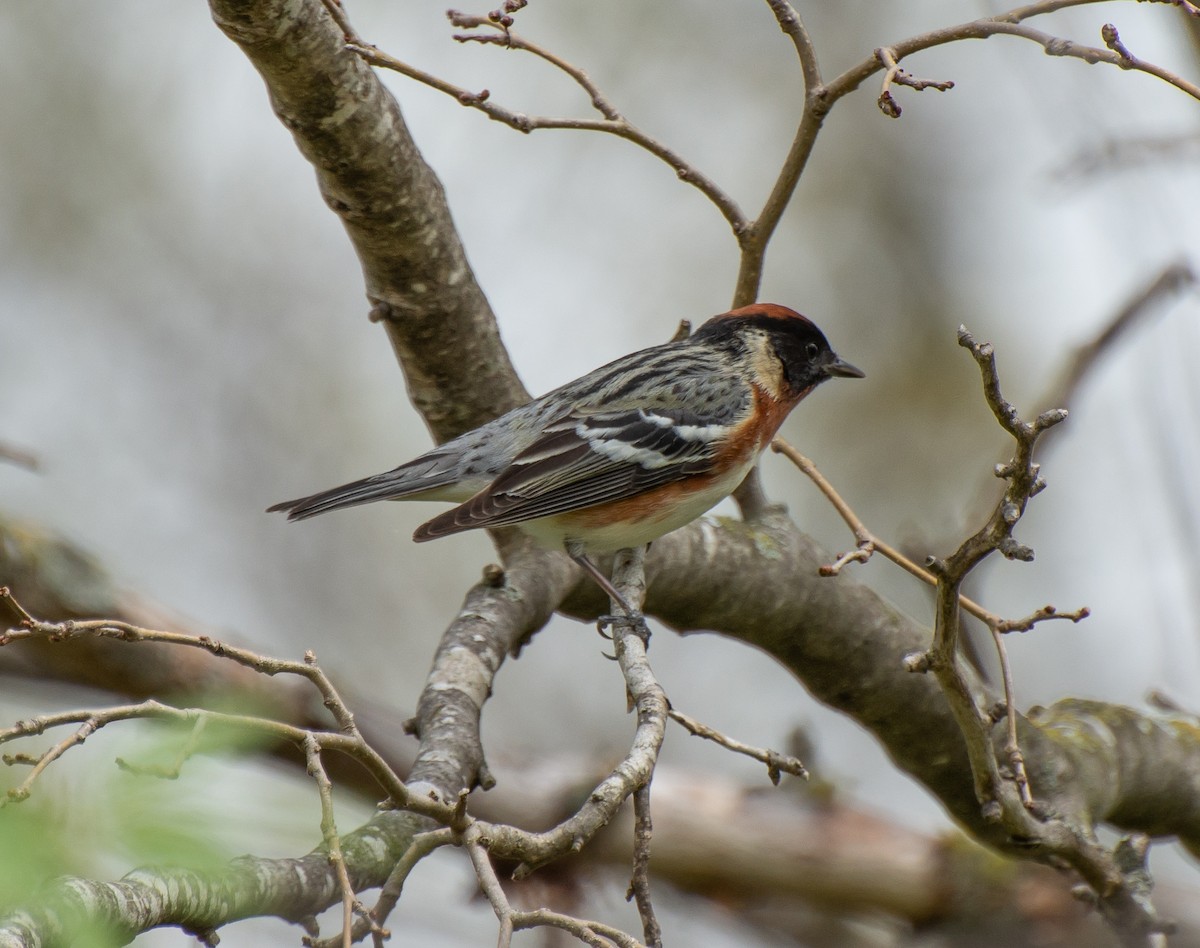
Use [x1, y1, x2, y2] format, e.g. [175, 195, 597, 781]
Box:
[824, 4, 1200, 107]
[0, 588, 36, 625]
[0, 699, 371, 806]
[305, 735, 356, 948]
[995, 604, 1090, 634]
[627, 784, 661, 948]
[471, 825, 647, 947]
[3, 715, 101, 805]
[512, 909, 645, 948]
[606, 546, 666, 944]
[311, 829, 455, 948]
[0, 591, 436, 818]
[4, 588, 660, 944]
[913, 331, 1169, 943]
[115, 715, 208, 779]
[762, 0, 822, 97]
[325, 0, 1200, 309]
[875, 46, 955, 117]
[364, 830, 453, 946]
[465, 835, 515, 948]
[769, 442, 1085, 636]
[343, 26, 748, 233]
[737, 0, 1199, 302]
[987, 627, 1034, 807]
[668, 707, 808, 783]
[0, 591, 360, 735]
[1097, 20, 1200, 97]
[450, 12, 623, 119]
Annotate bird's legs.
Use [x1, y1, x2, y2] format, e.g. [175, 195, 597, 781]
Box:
[566, 542, 650, 644]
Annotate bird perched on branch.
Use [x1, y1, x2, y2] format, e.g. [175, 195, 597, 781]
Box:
[269, 303, 863, 610]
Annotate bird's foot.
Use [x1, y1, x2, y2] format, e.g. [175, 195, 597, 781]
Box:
[597, 611, 651, 647]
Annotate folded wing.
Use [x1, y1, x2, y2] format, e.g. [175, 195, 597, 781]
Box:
[413, 407, 731, 540]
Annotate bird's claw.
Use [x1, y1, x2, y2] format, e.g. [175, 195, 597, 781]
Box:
[596, 612, 651, 646]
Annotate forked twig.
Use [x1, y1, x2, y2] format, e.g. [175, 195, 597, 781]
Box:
[323, 0, 1200, 309]
[774, 437, 1086, 809]
[875, 46, 955, 117]
[331, 4, 747, 234]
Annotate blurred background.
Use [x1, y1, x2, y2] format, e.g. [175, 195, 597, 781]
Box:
[2, 1, 1199, 945]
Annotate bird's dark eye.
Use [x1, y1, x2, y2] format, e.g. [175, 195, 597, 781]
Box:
[805, 342, 820, 362]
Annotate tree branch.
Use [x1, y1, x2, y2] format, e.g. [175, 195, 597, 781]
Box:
[210, 0, 527, 443]
[343, 22, 749, 236]
[5, 0, 1199, 942]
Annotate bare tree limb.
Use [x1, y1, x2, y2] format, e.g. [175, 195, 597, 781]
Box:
[3, 0, 1199, 943]
[212, 0, 527, 443]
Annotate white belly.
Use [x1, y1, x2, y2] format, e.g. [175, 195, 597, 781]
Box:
[517, 457, 757, 553]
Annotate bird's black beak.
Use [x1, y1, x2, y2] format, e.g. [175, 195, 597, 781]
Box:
[824, 354, 865, 379]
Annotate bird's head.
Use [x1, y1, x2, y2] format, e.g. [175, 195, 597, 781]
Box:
[695, 303, 864, 400]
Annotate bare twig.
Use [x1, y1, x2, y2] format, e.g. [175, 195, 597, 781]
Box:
[739, 0, 1199, 301]
[986, 627, 1033, 807]
[363, 830, 453, 947]
[825, 5, 1200, 108]
[919, 330, 1167, 945]
[627, 784, 661, 948]
[770, 432, 1088, 806]
[1, 589, 359, 734]
[668, 707, 808, 783]
[304, 734, 357, 948]
[468, 817, 651, 946]
[115, 715, 208, 779]
[344, 23, 748, 234]
[2, 584, 665, 943]
[922, 329, 1069, 812]
[606, 546, 666, 944]
[875, 46, 955, 117]
[774, 320, 1170, 943]
[465, 834, 515, 947]
[0, 590, 438, 818]
[512, 909, 644, 948]
[449, 11, 623, 119]
[1097, 20, 1200, 98]
[768, 444, 1086, 635]
[0, 587, 35, 625]
[327, 0, 1200, 309]
[2, 713, 102, 805]
[762, 0, 822, 101]
[1, 701, 316, 805]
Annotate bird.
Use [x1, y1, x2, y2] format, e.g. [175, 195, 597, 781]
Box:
[269, 303, 863, 613]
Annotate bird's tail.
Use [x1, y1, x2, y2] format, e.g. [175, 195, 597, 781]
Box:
[267, 457, 462, 521]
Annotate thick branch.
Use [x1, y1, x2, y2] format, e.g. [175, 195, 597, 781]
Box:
[5, 0, 1199, 942]
[210, 0, 528, 441]
[559, 513, 1200, 860]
